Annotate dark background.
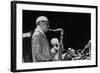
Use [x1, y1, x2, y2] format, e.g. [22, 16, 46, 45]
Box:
[22, 10, 91, 62]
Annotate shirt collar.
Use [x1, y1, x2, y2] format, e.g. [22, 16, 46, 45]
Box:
[35, 27, 44, 34]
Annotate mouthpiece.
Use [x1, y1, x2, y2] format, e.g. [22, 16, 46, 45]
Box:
[48, 28, 63, 31]
[48, 29, 52, 31]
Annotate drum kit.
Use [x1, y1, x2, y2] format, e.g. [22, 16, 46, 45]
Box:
[63, 40, 91, 60]
[49, 28, 91, 61]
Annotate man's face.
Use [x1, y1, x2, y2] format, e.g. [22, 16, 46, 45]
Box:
[40, 21, 49, 32]
[52, 44, 59, 51]
[51, 38, 59, 51]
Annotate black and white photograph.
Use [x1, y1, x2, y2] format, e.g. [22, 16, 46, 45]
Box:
[23, 10, 91, 62]
[11, 1, 97, 72]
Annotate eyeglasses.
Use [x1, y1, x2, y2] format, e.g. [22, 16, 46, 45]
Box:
[52, 44, 59, 47]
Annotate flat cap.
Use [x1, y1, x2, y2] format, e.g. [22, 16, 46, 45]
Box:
[36, 16, 48, 23]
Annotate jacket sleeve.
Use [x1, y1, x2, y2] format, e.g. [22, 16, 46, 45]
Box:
[32, 35, 50, 61]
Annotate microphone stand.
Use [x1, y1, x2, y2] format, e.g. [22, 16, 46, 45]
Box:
[59, 30, 64, 60]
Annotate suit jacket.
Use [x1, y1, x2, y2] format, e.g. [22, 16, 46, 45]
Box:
[32, 29, 53, 62]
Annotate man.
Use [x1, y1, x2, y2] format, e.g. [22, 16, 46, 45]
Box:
[32, 16, 53, 62]
[50, 38, 60, 61]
